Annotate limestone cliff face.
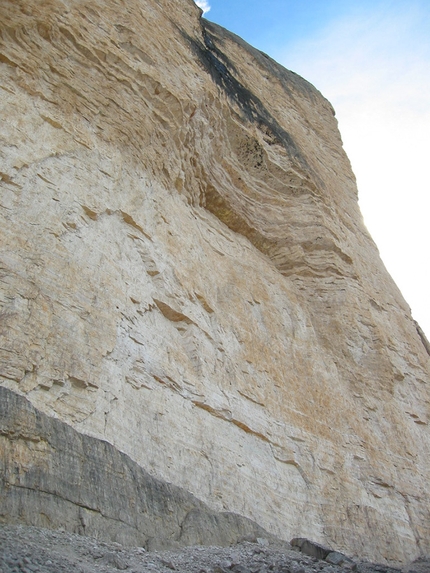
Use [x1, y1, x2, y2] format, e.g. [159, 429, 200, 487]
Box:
[0, 0, 429, 564]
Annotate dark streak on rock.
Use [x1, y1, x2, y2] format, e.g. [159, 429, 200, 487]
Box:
[180, 25, 315, 179]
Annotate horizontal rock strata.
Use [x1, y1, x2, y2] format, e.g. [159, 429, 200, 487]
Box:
[0, 0, 429, 565]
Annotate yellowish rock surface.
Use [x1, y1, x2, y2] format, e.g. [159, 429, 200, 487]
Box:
[0, 0, 429, 563]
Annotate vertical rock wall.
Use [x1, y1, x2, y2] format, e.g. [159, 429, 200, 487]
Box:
[0, 0, 429, 564]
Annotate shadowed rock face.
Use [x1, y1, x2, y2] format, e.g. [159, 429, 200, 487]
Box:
[0, 386, 272, 548]
[0, 0, 429, 565]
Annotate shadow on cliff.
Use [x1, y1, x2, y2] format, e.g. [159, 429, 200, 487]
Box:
[0, 387, 275, 550]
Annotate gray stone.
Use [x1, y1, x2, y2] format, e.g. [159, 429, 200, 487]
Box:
[159, 559, 176, 570]
[231, 566, 252, 573]
[290, 538, 331, 560]
[101, 552, 129, 570]
[403, 559, 430, 573]
[326, 551, 356, 569]
[0, 387, 276, 550]
[289, 564, 307, 573]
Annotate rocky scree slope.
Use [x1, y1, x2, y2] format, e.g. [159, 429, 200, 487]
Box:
[0, 0, 429, 566]
[4, 524, 430, 573]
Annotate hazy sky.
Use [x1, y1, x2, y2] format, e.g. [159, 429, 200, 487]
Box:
[195, 0, 430, 338]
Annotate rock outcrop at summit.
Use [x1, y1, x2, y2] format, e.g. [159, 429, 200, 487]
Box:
[0, 0, 429, 565]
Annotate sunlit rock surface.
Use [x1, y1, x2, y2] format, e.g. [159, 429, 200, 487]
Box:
[0, 0, 429, 564]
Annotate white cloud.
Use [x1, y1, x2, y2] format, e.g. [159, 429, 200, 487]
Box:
[278, 4, 430, 337]
[194, 0, 211, 15]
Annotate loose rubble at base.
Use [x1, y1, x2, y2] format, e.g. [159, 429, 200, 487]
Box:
[1, 526, 429, 573]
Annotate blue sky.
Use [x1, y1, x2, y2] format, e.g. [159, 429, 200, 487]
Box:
[199, 0, 352, 52]
[196, 0, 430, 338]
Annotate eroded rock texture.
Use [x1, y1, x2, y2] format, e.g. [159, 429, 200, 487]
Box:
[0, 0, 429, 564]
